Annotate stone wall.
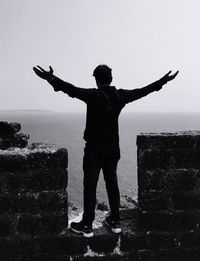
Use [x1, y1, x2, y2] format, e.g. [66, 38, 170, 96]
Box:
[137, 131, 200, 212]
[2, 124, 200, 260]
[0, 146, 68, 260]
[137, 131, 200, 260]
[0, 122, 68, 260]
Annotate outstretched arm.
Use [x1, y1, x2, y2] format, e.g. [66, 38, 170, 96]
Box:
[120, 70, 179, 104]
[33, 65, 96, 102]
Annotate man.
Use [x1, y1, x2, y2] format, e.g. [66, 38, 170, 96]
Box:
[33, 64, 178, 237]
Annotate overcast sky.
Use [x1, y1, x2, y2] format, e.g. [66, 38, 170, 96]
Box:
[1, 0, 200, 112]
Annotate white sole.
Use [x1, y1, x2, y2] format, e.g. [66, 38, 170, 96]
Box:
[70, 227, 94, 238]
[111, 227, 122, 234]
[104, 220, 122, 234]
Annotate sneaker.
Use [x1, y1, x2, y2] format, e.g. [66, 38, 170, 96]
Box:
[70, 221, 94, 238]
[104, 216, 122, 234]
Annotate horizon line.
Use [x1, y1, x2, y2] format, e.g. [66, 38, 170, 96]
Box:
[0, 109, 200, 114]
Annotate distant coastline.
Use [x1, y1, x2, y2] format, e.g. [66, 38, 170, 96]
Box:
[1, 110, 200, 114]
[0, 109, 53, 114]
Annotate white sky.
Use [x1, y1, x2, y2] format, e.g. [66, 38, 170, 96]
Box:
[1, 0, 200, 112]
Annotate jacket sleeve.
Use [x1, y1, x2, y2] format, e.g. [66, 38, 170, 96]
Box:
[118, 78, 167, 104]
[47, 76, 96, 103]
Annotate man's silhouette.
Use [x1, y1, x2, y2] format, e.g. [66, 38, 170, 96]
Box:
[33, 64, 178, 237]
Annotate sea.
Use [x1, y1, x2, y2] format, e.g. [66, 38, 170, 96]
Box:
[1, 110, 200, 209]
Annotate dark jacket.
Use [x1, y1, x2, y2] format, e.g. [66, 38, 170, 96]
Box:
[48, 77, 166, 147]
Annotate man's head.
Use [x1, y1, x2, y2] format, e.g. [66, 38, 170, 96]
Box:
[93, 64, 112, 87]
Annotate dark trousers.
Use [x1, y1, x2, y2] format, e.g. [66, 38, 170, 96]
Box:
[82, 143, 121, 226]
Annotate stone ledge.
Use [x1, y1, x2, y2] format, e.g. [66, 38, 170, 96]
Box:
[137, 130, 200, 149]
[0, 146, 68, 170]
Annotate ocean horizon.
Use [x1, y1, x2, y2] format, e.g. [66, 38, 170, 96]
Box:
[1, 110, 200, 208]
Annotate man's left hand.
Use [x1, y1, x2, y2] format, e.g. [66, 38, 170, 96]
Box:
[160, 70, 179, 84]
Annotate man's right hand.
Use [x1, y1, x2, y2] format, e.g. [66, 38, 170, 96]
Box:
[33, 65, 54, 80]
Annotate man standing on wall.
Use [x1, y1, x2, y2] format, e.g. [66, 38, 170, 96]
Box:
[33, 64, 178, 237]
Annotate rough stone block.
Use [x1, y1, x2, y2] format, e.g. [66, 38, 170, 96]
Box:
[0, 190, 68, 213]
[120, 208, 140, 220]
[138, 169, 162, 192]
[138, 168, 199, 194]
[0, 146, 68, 171]
[0, 133, 29, 150]
[88, 233, 119, 253]
[139, 190, 200, 211]
[27, 147, 68, 169]
[126, 249, 155, 261]
[155, 248, 191, 261]
[0, 153, 27, 171]
[139, 210, 200, 231]
[138, 190, 170, 211]
[0, 168, 68, 193]
[38, 233, 88, 256]
[0, 122, 21, 136]
[172, 191, 200, 210]
[138, 147, 200, 170]
[0, 234, 87, 259]
[121, 218, 140, 236]
[137, 148, 174, 170]
[0, 146, 68, 193]
[156, 247, 200, 261]
[137, 132, 200, 213]
[0, 213, 18, 236]
[0, 236, 37, 260]
[178, 231, 200, 248]
[137, 131, 200, 150]
[17, 211, 68, 236]
[169, 148, 200, 169]
[145, 231, 177, 250]
[120, 232, 147, 252]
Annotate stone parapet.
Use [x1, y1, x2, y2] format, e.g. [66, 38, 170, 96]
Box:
[2, 126, 200, 260]
[136, 131, 200, 260]
[137, 131, 200, 212]
[0, 143, 68, 255]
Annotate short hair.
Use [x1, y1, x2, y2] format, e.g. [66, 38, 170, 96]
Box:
[93, 64, 112, 84]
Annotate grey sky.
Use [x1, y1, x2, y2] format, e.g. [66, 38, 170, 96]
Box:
[1, 0, 199, 112]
